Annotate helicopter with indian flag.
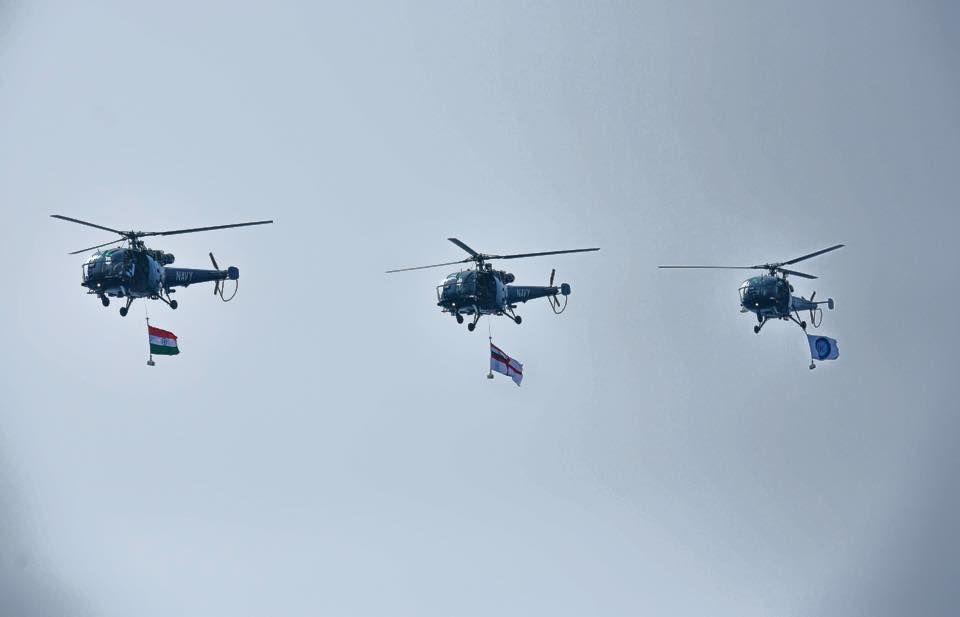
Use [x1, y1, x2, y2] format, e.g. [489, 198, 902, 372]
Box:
[51, 214, 273, 316]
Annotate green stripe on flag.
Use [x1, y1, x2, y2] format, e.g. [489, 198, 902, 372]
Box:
[150, 344, 179, 356]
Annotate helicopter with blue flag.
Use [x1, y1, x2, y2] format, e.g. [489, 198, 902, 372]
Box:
[659, 244, 844, 334]
[807, 333, 839, 370]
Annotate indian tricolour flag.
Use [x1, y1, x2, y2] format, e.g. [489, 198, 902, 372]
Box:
[148, 325, 180, 356]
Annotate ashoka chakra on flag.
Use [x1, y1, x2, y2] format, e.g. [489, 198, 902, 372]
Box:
[148, 325, 179, 356]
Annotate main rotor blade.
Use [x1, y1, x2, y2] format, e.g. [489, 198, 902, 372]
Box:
[657, 264, 818, 279]
[385, 258, 471, 274]
[781, 244, 845, 266]
[141, 220, 274, 237]
[51, 214, 124, 235]
[68, 238, 127, 255]
[491, 248, 600, 260]
[447, 238, 480, 257]
[658, 265, 757, 270]
[777, 268, 817, 279]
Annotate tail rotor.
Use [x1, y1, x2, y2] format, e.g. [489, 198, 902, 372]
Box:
[547, 268, 568, 314]
[209, 252, 221, 296]
[210, 252, 239, 302]
[549, 268, 561, 310]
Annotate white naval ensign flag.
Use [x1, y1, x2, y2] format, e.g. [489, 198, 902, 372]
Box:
[490, 343, 523, 386]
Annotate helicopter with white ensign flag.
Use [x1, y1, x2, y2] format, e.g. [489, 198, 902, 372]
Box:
[387, 238, 599, 331]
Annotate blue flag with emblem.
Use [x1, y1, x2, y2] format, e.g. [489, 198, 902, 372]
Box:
[807, 334, 839, 361]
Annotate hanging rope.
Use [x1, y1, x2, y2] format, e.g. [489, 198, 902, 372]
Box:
[486, 320, 494, 379]
[144, 303, 154, 366]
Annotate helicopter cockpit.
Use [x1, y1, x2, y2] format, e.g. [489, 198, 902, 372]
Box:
[739, 275, 790, 311]
[437, 270, 477, 303]
[82, 249, 134, 288]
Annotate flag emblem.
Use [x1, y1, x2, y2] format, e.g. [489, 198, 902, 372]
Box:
[148, 325, 180, 356]
[490, 343, 522, 386]
[807, 334, 838, 361]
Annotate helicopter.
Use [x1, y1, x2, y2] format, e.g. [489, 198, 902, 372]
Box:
[659, 244, 844, 333]
[51, 214, 273, 316]
[386, 238, 599, 331]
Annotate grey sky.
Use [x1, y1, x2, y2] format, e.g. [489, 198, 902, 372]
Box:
[1, 1, 958, 616]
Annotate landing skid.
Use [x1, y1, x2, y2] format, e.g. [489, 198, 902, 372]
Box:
[753, 314, 808, 334]
[116, 291, 179, 317]
[119, 296, 133, 317]
[789, 312, 807, 331]
[462, 309, 522, 331]
[159, 289, 178, 310]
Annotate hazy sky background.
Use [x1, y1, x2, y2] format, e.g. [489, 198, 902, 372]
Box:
[1, 1, 959, 615]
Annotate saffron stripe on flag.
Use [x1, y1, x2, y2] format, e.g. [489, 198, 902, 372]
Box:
[148, 325, 177, 340]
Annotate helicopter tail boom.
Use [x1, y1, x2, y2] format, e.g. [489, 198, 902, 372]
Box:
[164, 266, 237, 289]
[791, 294, 834, 312]
[506, 284, 564, 304]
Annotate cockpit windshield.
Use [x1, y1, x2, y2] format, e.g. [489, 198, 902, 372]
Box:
[436, 270, 477, 302]
[82, 250, 132, 283]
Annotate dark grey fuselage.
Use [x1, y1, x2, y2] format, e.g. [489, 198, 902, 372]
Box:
[437, 267, 569, 317]
[80, 247, 237, 300]
[739, 275, 819, 319]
